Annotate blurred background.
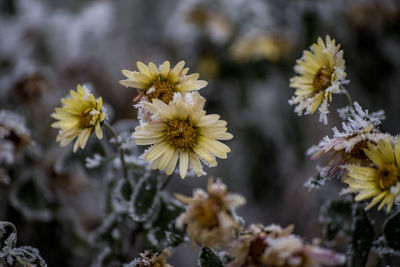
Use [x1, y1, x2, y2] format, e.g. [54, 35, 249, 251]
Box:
[1, 0, 400, 266]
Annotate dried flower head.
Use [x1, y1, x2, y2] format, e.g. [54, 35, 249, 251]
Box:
[126, 249, 173, 267]
[307, 102, 386, 185]
[51, 84, 106, 152]
[289, 35, 347, 124]
[229, 224, 345, 267]
[175, 178, 245, 249]
[262, 235, 345, 267]
[228, 224, 294, 267]
[133, 93, 233, 178]
[0, 110, 31, 165]
[344, 136, 400, 212]
[119, 60, 207, 104]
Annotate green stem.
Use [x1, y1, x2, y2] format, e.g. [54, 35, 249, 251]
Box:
[104, 121, 128, 181]
[161, 175, 173, 190]
[343, 89, 353, 107]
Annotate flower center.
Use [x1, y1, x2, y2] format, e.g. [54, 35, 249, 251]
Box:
[376, 164, 399, 190]
[146, 78, 176, 104]
[313, 66, 332, 91]
[164, 119, 198, 150]
[195, 195, 223, 229]
[80, 110, 93, 128]
[349, 140, 370, 160]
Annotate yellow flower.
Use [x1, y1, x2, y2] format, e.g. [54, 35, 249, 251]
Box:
[231, 35, 291, 62]
[175, 178, 245, 249]
[51, 84, 106, 153]
[344, 137, 400, 212]
[133, 93, 233, 178]
[119, 60, 208, 104]
[289, 35, 347, 124]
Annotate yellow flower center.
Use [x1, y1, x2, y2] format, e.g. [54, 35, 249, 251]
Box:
[80, 110, 94, 128]
[164, 119, 198, 151]
[376, 164, 399, 190]
[147, 78, 176, 104]
[195, 195, 223, 229]
[313, 66, 332, 91]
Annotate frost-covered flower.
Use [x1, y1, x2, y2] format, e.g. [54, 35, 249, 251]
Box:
[133, 93, 233, 178]
[175, 178, 245, 249]
[344, 137, 400, 212]
[0, 110, 31, 165]
[119, 60, 208, 104]
[231, 35, 291, 62]
[289, 35, 347, 124]
[51, 84, 106, 152]
[228, 224, 294, 267]
[229, 224, 345, 267]
[307, 102, 386, 185]
[124, 248, 173, 267]
[262, 235, 345, 267]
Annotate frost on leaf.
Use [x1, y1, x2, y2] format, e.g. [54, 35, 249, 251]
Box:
[129, 174, 160, 222]
[319, 199, 352, 241]
[199, 247, 224, 267]
[0, 221, 47, 267]
[9, 173, 52, 222]
[146, 193, 186, 248]
[348, 204, 374, 267]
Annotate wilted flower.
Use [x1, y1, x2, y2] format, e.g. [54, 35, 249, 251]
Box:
[307, 102, 386, 184]
[228, 224, 294, 267]
[133, 93, 233, 178]
[229, 224, 345, 267]
[289, 35, 347, 124]
[119, 60, 207, 104]
[0, 110, 31, 165]
[175, 178, 245, 249]
[125, 249, 173, 267]
[51, 84, 106, 152]
[344, 137, 400, 212]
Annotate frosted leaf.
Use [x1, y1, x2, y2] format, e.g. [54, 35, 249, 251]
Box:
[9, 173, 52, 222]
[199, 247, 224, 267]
[0, 221, 47, 267]
[111, 178, 133, 213]
[129, 174, 160, 222]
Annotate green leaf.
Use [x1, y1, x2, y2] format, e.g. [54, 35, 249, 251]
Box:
[319, 200, 352, 240]
[129, 174, 159, 222]
[383, 210, 400, 251]
[146, 194, 186, 248]
[199, 247, 224, 267]
[348, 204, 374, 267]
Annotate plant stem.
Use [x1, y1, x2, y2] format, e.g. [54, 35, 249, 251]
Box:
[343, 89, 353, 107]
[104, 121, 128, 180]
[161, 174, 173, 190]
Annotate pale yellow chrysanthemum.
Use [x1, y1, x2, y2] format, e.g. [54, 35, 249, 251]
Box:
[175, 178, 245, 249]
[133, 93, 233, 178]
[119, 60, 208, 104]
[231, 35, 291, 62]
[51, 84, 106, 153]
[344, 137, 400, 212]
[289, 35, 347, 124]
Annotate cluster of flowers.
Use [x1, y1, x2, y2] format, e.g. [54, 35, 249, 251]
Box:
[52, 61, 233, 179]
[173, 178, 345, 267]
[290, 35, 400, 213]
